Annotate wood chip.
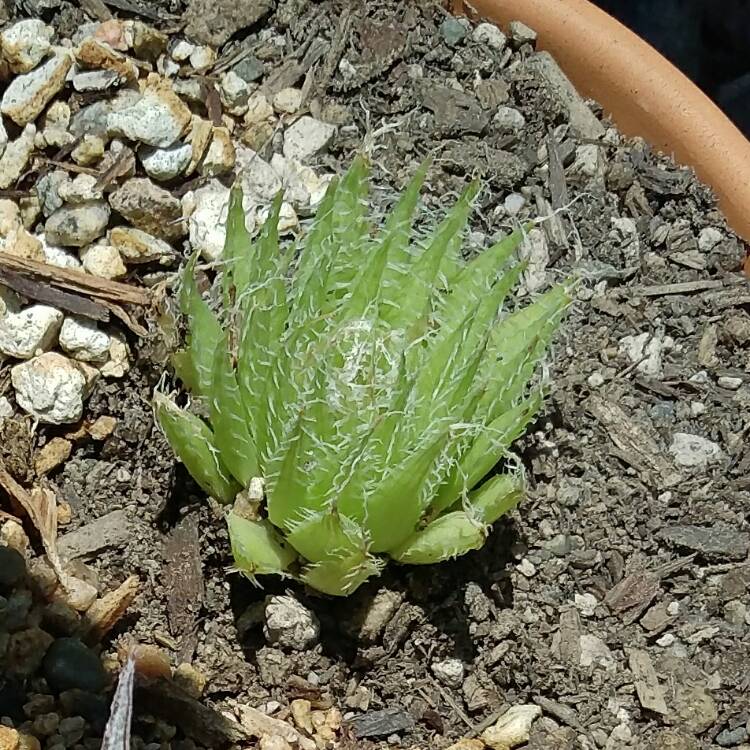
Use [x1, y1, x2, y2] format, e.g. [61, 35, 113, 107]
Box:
[0, 252, 150, 306]
[605, 570, 660, 622]
[0, 269, 110, 322]
[629, 649, 668, 714]
[0, 461, 91, 607]
[164, 514, 204, 647]
[84, 574, 140, 640]
[635, 279, 725, 297]
[555, 607, 582, 665]
[586, 394, 681, 488]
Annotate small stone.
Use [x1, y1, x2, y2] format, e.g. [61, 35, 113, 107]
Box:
[198, 126, 235, 176]
[358, 588, 403, 643]
[131, 21, 167, 61]
[698, 227, 723, 252]
[173, 662, 207, 698]
[189, 46, 216, 69]
[39, 101, 74, 149]
[269, 153, 332, 213]
[109, 226, 173, 264]
[587, 371, 604, 387]
[182, 179, 233, 261]
[43, 637, 108, 693]
[6, 627, 54, 676]
[238, 147, 282, 201]
[0, 305, 63, 359]
[109, 177, 184, 240]
[259, 737, 292, 750]
[1, 50, 73, 126]
[87, 415, 117, 440]
[0, 124, 36, 189]
[233, 55, 264, 83]
[283, 116, 335, 161]
[439, 17, 468, 47]
[80, 243, 126, 279]
[494, 105, 526, 132]
[244, 91, 274, 125]
[579, 634, 615, 670]
[218, 70, 250, 113]
[431, 658, 464, 688]
[0, 724, 19, 750]
[0, 397, 13, 418]
[57, 173, 103, 204]
[445, 741, 485, 750]
[36, 169, 67, 216]
[106, 73, 191, 147]
[472, 23, 507, 52]
[273, 87, 303, 114]
[241, 119, 275, 151]
[517, 558, 536, 577]
[574, 593, 598, 617]
[0, 199, 44, 260]
[126, 646, 169, 682]
[75, 37, 138, 84]
[172, 78, 203, 102]
[0, 20, 54, 74]
[90, 19, 129, 50]
[71, 135, 105, 166]
[35, 436, 72, 475]
[0, 545, 26, 588]
[716, 727, 749, 747]
[669, 432, 724, 468]
[170, 39, 195, 62]
[481, 705, 541, 750]
[57, 717, 85, 746]
[59, 317, 111, 362]
[258, 200, 297, 234]
[12, 352, 95, 424]
[140, 141, 192, 181]
[45, 201, 110, 247]
[504, 192, 525, 215]
[185, 116, 213, 175]
[263, 595, 320, 651]
[724, 600, 747, 627]
[31, 712, 59, 737]
[718, 375, 743, 390]
[72, 69, 122, 92]
[508, 20, 537, 47]
[100, 336, 129, 377]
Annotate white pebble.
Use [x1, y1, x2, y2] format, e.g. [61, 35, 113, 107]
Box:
[59, 317, 111, 362]
[11, 352, 95, 424]
[0, 305, 63, 359]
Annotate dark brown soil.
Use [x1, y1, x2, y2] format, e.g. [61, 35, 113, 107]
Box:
[2, 1, 750, 749]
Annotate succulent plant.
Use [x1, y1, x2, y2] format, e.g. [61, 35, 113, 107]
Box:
[155, 156, 570, 596]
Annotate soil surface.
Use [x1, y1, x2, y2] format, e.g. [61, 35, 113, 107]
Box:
[2, 2, 750, 750]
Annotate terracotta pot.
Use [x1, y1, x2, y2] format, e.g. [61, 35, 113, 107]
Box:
[452, 0, 750, 244]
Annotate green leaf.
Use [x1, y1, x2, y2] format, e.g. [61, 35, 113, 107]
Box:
[154, 393, 239, 503]
[300, 551, 384, 596]
[391, 511, 485, 564]
[466, 472, 524, 525]
[179, 254, 223, 399]
[208, 334, 259, 485]
[228, 511, 297, 579]
[381, 181, 479, 330]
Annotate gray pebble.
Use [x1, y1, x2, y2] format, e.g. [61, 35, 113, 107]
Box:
[43, 638, 107, 693]
[439, 17, 468, 47]
[0, 546, 26, 588]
